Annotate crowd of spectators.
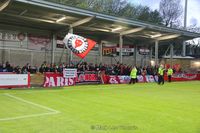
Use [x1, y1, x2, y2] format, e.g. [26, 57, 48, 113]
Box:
[0, 61, 180, 75]
[0, 61, 37, 74]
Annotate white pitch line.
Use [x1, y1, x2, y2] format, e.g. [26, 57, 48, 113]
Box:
[4, 93, 59, 113]
[0, 112, 59, 121]
[0, 94, 60, 121]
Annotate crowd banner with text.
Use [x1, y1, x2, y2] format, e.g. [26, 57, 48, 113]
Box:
[0, 73, 30, 88]
[43, 73, 75, 87]
[75, 71, 101, 84]
[102, 74, 200, 84]
[43, 72, 101, 87]
[43, 73, 200, 87]
[102, 75, 158, 84]
[63, 68, 77, 78]
[164, 73, 200, 81]
[28, 34, 51, 50]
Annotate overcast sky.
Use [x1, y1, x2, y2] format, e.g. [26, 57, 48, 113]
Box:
[129, 0, 200, 27]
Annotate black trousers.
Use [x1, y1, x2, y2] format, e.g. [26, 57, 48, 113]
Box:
[158, 75, 164, 85]
[168, 75, 172, 82]
[129, 78, 136, 84]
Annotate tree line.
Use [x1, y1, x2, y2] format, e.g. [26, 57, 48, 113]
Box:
[46, 0, 183, 27]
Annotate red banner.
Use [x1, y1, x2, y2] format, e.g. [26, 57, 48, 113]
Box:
[102, 74, 200, 84]
[164, 73, 200, 81]
[43, 73, 75, 87]
[76, 72, 100, 84]
[102, 75, 157, 84]
[43, 72, 100, 87]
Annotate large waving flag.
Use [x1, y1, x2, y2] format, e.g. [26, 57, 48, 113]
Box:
[63, 33, 96, 59]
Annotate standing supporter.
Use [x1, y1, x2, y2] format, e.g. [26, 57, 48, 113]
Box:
[123, 65, 130, 75]
[77, 64, 82, 71]
[95, 64, 99, 71]
[120, 64, 124, 75]
[2, 63, 8, 72]
[158, 65, 165, 85]
[129, 66, 137, 84]
[22, 63, 30, 74]
[89, 63, 95, 71]
[0, 64, 3, 72]
[6, 63, 13, 72]
[15, 66, 22, 74]
[167, 67, 173, 82]
[39, 61, 47, 73]
[57, 64, 63, 73]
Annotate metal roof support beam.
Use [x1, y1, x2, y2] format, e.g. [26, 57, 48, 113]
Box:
[150, 46, 153, 62]
[170, 44, 174, 67]
[30, 51, 33, 66]
[119, 35, 123, 63]
[155, 40, 159, 66]
[0, 0, 11, 11]
[156, 34, 180, 41]
[182, 41, 186, 57]
[51, 33, 56, 64]
[99, 41, 103, 63]
[15, 0, 200, 38]
[120, 27, 145, 36]
[134, 45, 137, 66]
[70, 16, 95, 28]
[19, 9, 28, 16]
[2, 13, 70, 25]
[69, 27, 73, 64]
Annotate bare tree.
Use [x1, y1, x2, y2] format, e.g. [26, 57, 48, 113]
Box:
[159, 0, 183, 27]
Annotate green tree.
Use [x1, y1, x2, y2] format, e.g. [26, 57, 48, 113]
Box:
[45, 0, 163, 25]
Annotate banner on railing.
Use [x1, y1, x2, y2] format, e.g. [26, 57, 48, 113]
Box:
[63, 68, 77, 78]
[43, 72, 100, 87]
[75, 71, 100, 84]
[164, 73, 200, 81]
[102, 75, 158, 84]
[103, 74, 200, 84]
[43, 72, 200, 87]
[43, 73, 75, 87]
[0, 73, 30, 88]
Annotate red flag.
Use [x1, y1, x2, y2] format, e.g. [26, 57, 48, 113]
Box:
[63, 33, 96, 58]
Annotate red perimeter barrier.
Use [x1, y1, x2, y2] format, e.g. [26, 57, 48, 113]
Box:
[0, 73, 31, 88]
[164, 73, 200, 81]
[102, 74, 200, 84]
[43, 72, 100, 87]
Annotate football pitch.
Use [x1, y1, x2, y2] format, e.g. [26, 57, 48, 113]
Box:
[0, 81, 200, 133]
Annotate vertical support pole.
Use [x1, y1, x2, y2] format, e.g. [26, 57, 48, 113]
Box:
[99, 41, 103, 63]
[134, 45, 137, 66]
[2, 41, 5, 64]
[170, 43, 174, 67]
[150, 46, 153, 65]
[119, 35, 123, 64]
[155, 40, 159, 66]
[182, 41, 186, 57]
[184, 0, 188, 29]
[51, 33, 56, 64]
[8, 48, 10, 62]
[31, 51, 34, 66]
[69, 27, 73, 64]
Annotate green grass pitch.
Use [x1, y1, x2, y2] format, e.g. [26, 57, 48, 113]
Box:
[0, 81, 200, 133]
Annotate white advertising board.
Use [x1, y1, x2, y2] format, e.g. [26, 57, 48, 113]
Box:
[0, 74, 30, 87]
[63, 69, 77, 78]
